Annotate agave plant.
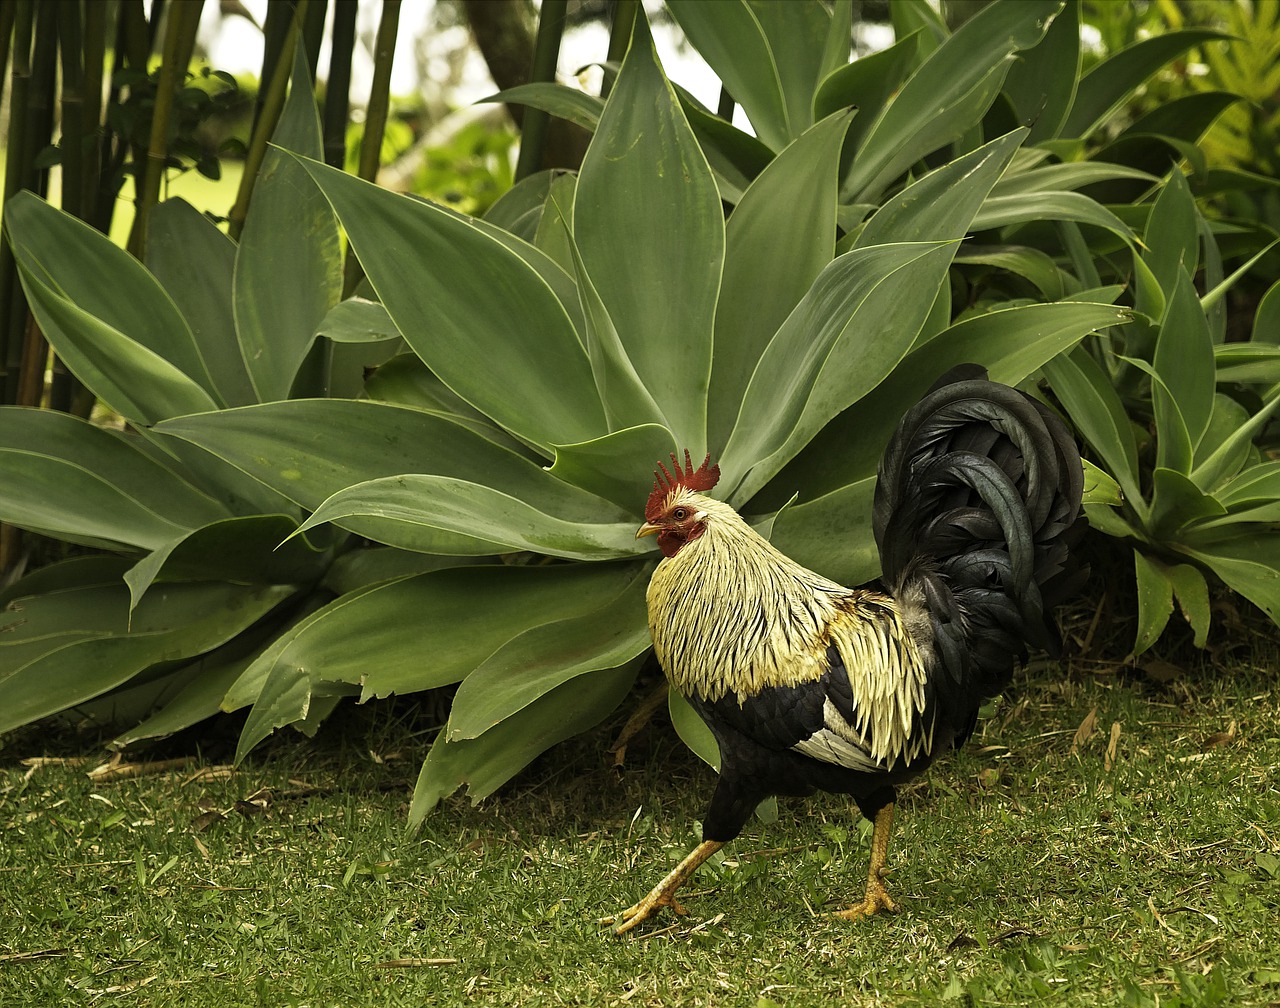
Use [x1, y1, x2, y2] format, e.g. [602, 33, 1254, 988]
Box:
[1, 5, 1135, 821]
[1044, 166, 1280, 655]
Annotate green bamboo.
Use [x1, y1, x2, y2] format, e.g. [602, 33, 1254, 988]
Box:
[323, 0, 358, 168]
[601, 0, 636, 98]
[251, 2, 294, 147]
[342, 0, 400, 298]
[301, 0, 328, 87]
[1, 0, 34, 408]
[0, 1, 15, 112]
[55, 2, 84, 220]
[80, 0, 105, 227]
[228, 0, 307, 241]
[130, 0, 205, 260]
[514, 0, 567, 181]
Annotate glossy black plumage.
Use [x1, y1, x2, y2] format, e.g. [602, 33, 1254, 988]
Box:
[685, 365, 1085, 844]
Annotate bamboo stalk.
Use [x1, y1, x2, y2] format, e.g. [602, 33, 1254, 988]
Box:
[227, 0, 307, 241]
[129, 0, 205, 260]
[601, 0, 636, 98]
[301, 0, 328, 87]
[513, 0, 567, 181]
[1, 0, 35, 408]
[323, 0, 357, 168]
[342, 0, 400, 297]
[0, 1, 15, 112]
[79, 0, 105, 227]
[56, 2, 85, 220]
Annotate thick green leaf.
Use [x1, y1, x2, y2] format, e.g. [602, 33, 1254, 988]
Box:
[1082, 460, 1122, 507]
[0, 555, 132, 610]
[1167, 562, 1211, 649]
[0, 407, 229, 550]
[667, 0, 836, 150]
[123, 515, 326, 610]
[1191, 389, 1280, 492]
[775, 301, 1128, 500]
[1180, 534, 1280, 629]
[147, 198, 256, 408]
[1131, 551, 1175, 658]
[1143, 168, 1199, 305]
[668, 686, 721, 772]
[409, 661, 638, 822]
[1215, 461, 1280, 510]
[1213, 343, 1280, 385]
[483, 169, 555, 243]
[1043, 345, 1143, 513]
[709, 110, 853, 451]
[317, 298, 400, 343]
[481, 82, 603, 134]
[296, 476, 651, 561]
[574, 14, 722, 454]
[447, 566, 652, 738]
[842, 0, 1060, 202]
[972, 192, 1136, 244]
[722, 241, 958, 503]
[954, 246, 1068, 300]
[768, 476, 878, 588]
[0, 582, 293, 735]
[1001, 0, 1079, 143]
[156, 399, 621, 524]
[234, 48, 342, 402]
[290, 155, 605, 452]
[14, 261, 219, 425]
[813, 30, 919, 154]
[1149, 468, 1226, 538]
[1155, 269, 1216, 465]
[1253, 277, 1280, 344]
[549, 425, 679, 514]
[1062, 29, 1229, 139]
[3, 192, 214, 394]
[990, 162, 1157, 196]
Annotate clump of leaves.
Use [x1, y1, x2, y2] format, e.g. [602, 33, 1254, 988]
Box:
[2, 4, 1145, 822]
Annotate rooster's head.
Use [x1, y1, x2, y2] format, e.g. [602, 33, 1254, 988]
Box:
[637, 450, 721, 558]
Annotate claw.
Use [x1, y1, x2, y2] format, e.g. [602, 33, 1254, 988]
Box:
[607, 839, 723, 936]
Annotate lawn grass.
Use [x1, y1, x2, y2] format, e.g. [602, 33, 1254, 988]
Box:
[2, 647, 1278, 1007]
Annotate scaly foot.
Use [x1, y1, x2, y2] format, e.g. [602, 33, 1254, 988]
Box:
[830, 873, 897, 920]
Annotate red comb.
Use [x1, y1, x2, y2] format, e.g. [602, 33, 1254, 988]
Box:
[645, 450, 720, 520]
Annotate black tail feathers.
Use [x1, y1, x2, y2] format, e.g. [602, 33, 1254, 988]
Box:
[873, 365, 1085, 698]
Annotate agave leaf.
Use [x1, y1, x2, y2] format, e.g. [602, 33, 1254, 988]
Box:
[483, 169, 556, 242]
[768, 476, 879, 587]
[1061, 29, 1229, 139]
[1252, 277, 1280, 344]
[1191, 388, 1280, 492]
[668, 686, 721, 772]
[1001, 0, 1079, 144]
[773, 300, 1126, 503]
[156, 399, 620, 523]
[3, 192, 215, 395]
[0, 582, 294, 735]
[295, 475, 651, 561]
[409, 660, 639, 823]
[813, 30, 920, 153]
[316, 298, 400, 343]
[953, 246, 1067, 300]
[1149, 468, 1227, 539]
[667, 0, 839, 151]
[722, 241, 958, 503]
[841, 0, 1060, 203]
[990, 162, 1157, 196]
[0, 407, 229, 550]
[549, 425, 679, 514]
[575, 13, 722, 454]
[1152, 269, 1216, 468]
[971, 192, 1136, 245]
[1178, 534, 1280, 628]
[1143, 168, 1199, 304]
[447, 566, 652, 739]
[481, 82, 604, 134]
[1131, 551, 1175, 658]
[147, 198, 257, 408]
[1167, 562, 1211, 649]
[1082, 460, 1123, 508]
[289, 154, 605, 452]
[709, 110, 853, 451]
[123, 515, 326, 611]
[1043, 346, 1144, 515]
[14, 260, 219, 426]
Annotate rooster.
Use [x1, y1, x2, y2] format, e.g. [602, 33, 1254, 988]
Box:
[610, 365, 1084, 934]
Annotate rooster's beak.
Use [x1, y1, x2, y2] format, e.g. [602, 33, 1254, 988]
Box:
[635, 522, 660, 540]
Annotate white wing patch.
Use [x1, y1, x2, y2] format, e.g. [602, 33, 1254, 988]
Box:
[792, 723, 882, 772]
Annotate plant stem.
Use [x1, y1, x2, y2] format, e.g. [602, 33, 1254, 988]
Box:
[324, 0, 358, 169]
[228, 0, 307, 240]
[513, 0, 567, 181]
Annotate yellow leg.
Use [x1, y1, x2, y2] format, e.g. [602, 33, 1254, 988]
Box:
[607, 839, 724, 935]
[832, 803, 898, 920]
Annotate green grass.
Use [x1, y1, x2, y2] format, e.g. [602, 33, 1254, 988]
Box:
[3, 651, 1279, 1007]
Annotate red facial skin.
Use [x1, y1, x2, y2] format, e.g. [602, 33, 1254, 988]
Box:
[637, 500, 705, 558]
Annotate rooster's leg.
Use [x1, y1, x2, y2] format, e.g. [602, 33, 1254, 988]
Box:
[832, 802, 897, 920]
[608, 839, 724, 935]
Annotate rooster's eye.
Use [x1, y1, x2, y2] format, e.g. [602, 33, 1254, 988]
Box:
[671, 507, 689, 521]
